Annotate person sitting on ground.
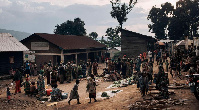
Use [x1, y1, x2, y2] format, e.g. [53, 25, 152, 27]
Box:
[51, 84, 62, 101]
[30, 81, 37, 97]
[22, 78, 31, 95]
[68, 80, 81, 105]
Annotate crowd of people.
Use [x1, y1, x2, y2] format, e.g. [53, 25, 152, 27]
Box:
[7, 45, 199, 104]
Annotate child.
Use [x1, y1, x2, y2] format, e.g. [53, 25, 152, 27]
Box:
[30, 81, 37, 97]
[86, 78, 97, 103]
[7, 84, 11, 103]
[68, 80, 81, 105]
[22, 78, 30, 95]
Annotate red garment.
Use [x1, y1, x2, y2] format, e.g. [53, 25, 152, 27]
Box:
[180, 61, 183, 67]
[154, 50, 157, 54]
[7, 96, 11, 100]
[140, 54, 143, 60]
[15, 80, 21, 93]
[143, 52, 146, 58]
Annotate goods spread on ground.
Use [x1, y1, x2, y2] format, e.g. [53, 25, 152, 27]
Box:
[95, 90, 122, 100]
[106, 75, 136, 89]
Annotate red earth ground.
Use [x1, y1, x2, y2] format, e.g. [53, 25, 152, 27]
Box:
[0, 61, 199, 110]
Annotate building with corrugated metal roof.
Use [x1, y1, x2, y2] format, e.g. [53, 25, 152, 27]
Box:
[21, 33, 106, 67]
[0, 33, 29, 75]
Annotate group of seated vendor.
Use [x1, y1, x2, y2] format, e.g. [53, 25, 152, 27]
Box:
[51, 84, 62, 101]
[22, 78, 38, 96]
[22, 78, 63, 101]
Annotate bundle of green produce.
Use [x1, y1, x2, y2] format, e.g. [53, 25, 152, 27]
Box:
[111, 90, 120, 93]
[101, 92, 110, 97]
[113, 80, 121, 84]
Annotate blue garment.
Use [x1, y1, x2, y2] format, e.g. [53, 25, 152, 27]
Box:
[158, 52, 161, 58]
[26, 63, 30, 70]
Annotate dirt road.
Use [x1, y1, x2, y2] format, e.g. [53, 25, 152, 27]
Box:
[0, 62, 199, 110]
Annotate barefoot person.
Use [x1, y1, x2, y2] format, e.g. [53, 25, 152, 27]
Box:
[86, 77, 97, 103]
[68, 80, 81, 105]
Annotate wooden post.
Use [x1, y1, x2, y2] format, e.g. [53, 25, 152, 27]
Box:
[185, 36, 188, 50]
[61, 49, 64, 63]
[87, 52, 89, 61]
[75, 53, 78, 65]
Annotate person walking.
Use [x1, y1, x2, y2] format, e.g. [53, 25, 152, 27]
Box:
[68, 80, 81, 105]
[86, 77, 97, 103]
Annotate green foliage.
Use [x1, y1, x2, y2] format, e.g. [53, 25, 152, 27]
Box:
[147, 2, 174, 40]
[105, 27, 121, 48]
[110, 0, 137, 29]
[148, 0, 199, 40]
[99, 36, 107, 44]
[89, 32, 98, 40]
[54, 18, 86, 36]
[101, 92, 110, 97]
[112, 51, 121, 60]
[168, 0, 199, 40]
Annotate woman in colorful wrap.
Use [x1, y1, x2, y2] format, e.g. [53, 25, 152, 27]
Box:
[37, 73, 45, 99]
[86, 77, 97, 103]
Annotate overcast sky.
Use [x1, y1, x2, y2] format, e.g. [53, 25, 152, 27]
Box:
[0, 0, 178, 39]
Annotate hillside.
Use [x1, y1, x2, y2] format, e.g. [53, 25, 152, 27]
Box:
[0, 29, 31, 41]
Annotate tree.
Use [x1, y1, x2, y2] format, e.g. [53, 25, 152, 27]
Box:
[168, 0, 199, 40]
[147, 2, 174, 40]
[110, 0, 137, 29]
[148, 0, 199, 40]
[54, 18, 86, 36]
[99, 36, 108, 45]
[105, 27, 121, 47]
[89, 32, 98, 40]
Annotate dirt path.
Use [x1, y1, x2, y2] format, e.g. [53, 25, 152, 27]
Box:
[0, 62, 199, 110]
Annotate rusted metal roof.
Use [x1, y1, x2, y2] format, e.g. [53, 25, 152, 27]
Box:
[121, 29, 156, 41]
[176, 40, 192, 46]
[32, 33, 106, 50]
[0, 33, 29, 52]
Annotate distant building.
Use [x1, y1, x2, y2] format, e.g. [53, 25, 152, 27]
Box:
[107, 47, 121, 59]
[21, 33, 106, 67]
[121, 29, 156, 58]
[0, 33, 29, 75]
[176, 39, 192, 50]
